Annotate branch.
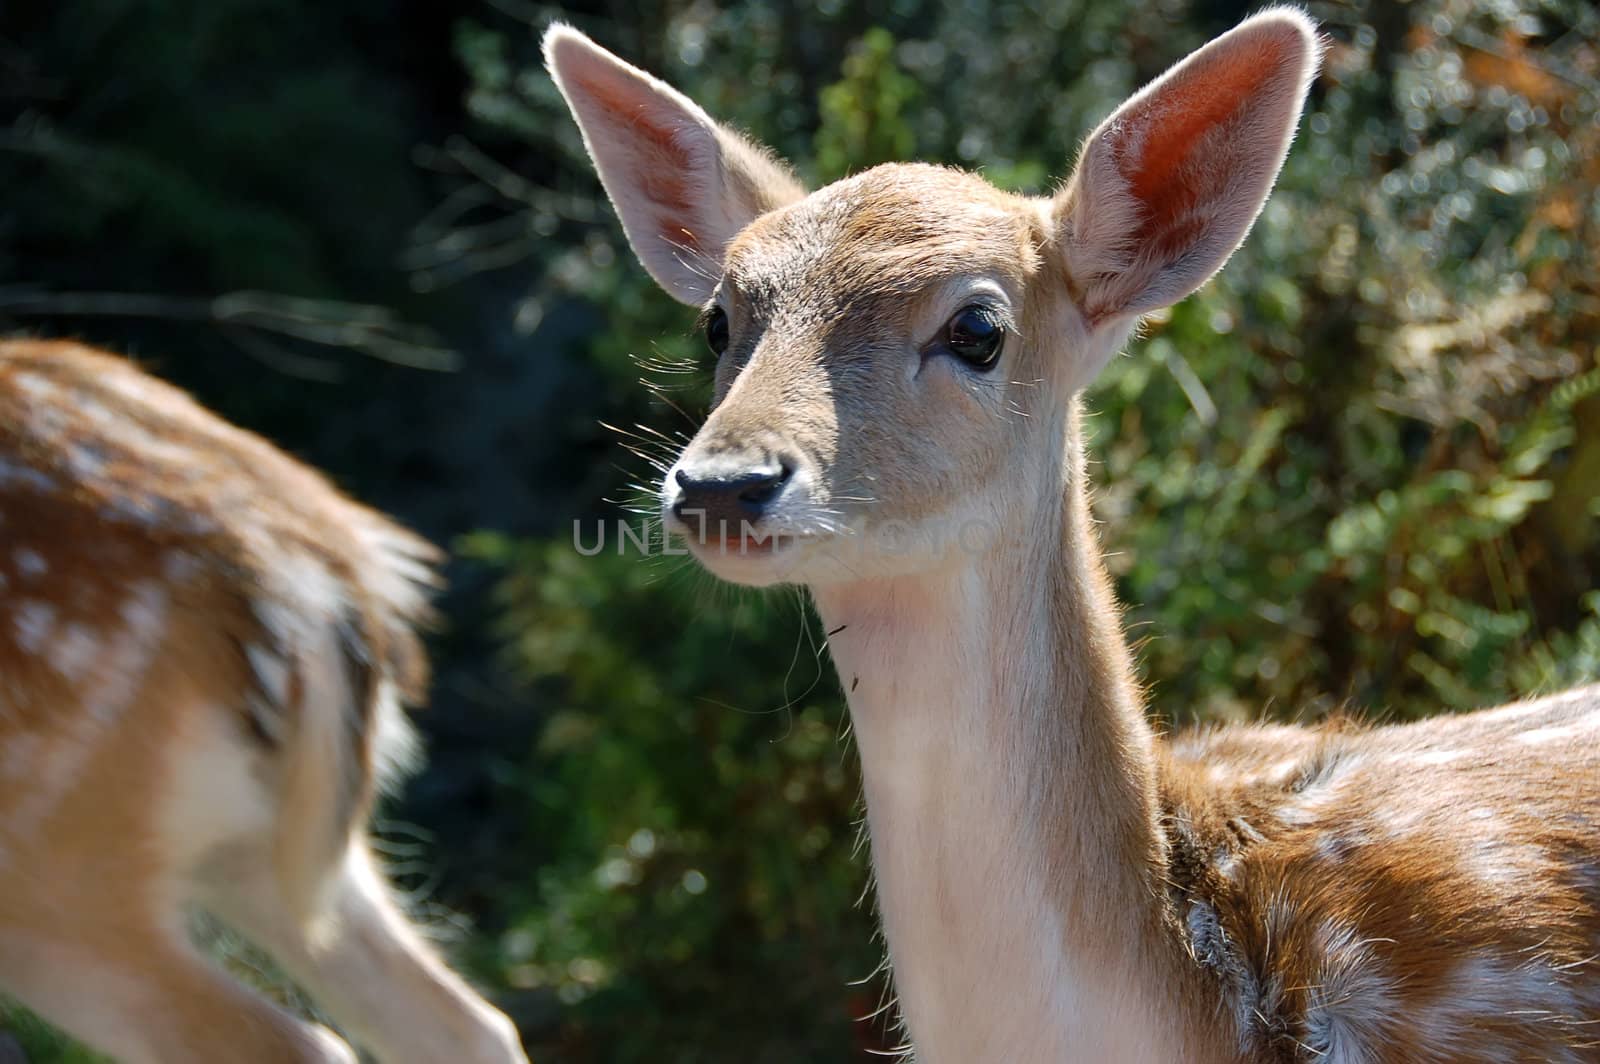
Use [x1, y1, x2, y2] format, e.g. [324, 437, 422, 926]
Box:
[0, 287, 459, 374]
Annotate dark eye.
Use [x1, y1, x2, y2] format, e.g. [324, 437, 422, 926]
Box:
[944, 305, 1004, 369]
[705, 305, 730, 356]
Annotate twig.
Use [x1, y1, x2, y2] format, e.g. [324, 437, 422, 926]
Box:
[0, 287, 459, 372]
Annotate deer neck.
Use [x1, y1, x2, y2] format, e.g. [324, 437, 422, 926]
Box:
[811, 401, 1218, 1062]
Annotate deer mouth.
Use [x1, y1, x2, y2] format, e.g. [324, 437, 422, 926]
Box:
[672, 526, 840, 586]
[691, 530, 810, 556]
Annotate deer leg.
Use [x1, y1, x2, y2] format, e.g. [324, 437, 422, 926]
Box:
[0, 920, 356, 1064]
[202, 840, 528, 1064]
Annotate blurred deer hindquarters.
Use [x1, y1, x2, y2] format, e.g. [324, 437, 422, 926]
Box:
[0, 340, 528, 1064]
[550, 11, 1600, 1064]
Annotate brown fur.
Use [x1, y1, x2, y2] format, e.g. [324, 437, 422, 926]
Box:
[0, 341, 433, 908]
[0, 339, 526, 1063]
[1162, 695, 1600, 1061]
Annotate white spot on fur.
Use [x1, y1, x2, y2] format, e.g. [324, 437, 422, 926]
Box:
[1410, 955, 1584, 1060]
[14, 547, 47, 579]
[1460, 831, 1550, 893]
[1275, 769, 1356, 827]
[100, 493, 218, 534]
[12, 371, 58, 401]
[1269, 757, 1301, 780]
[62, 440, 109, 478]
[1380, 805, 1425, 838]
[245, 643, 291, 706]
[13, 600, 57, 654]
[5, 583, 169, 836]
[118, 582, 168, 644]
[1315, 828, 1371, 864]
[1413, 748, 1465, 766]
[48, 623, 100, 681]
[1277, 804, 1317, 827]
[0, 459, 56, 493]
[163, 551, 202, 582]
[1517, 722, 1586, 745]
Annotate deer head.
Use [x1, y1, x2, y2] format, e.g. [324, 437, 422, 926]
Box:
[547, 12, 1319, 588]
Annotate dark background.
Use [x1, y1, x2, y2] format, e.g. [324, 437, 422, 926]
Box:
[2, 0, 1597, 1060]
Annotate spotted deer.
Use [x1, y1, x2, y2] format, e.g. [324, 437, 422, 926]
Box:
[549, 11, 1600, 1062]
[0, 339, 528, 1064]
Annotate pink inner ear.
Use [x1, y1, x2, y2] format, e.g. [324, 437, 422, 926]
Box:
[1122, 33, 1292, 259]
[569, 70, 704, 253]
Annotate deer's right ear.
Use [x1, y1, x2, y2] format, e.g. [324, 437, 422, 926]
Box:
[544, 25, 805, 305]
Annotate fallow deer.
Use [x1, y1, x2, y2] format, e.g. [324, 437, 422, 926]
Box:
[548, 12, 1600, 1062]
[0, 339, 528, 1064]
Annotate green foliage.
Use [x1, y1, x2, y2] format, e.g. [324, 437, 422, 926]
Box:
[0, 0, 455, 439]
[4, 0, 422, 295]
[0, 1008, 106, 1064]
[459, 534, 878, 1060]
[815, 28, 920, 180]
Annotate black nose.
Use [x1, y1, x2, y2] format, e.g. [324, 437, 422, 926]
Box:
[672, 460, 793, 536]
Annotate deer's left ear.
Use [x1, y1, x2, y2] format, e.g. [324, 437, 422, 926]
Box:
[545, 24, 806, 306]
[1056, 8, 1321, 330]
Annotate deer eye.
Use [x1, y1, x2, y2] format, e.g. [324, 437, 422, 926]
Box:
[704, 306, 730, 356]
[944, 305, 1004, 369]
